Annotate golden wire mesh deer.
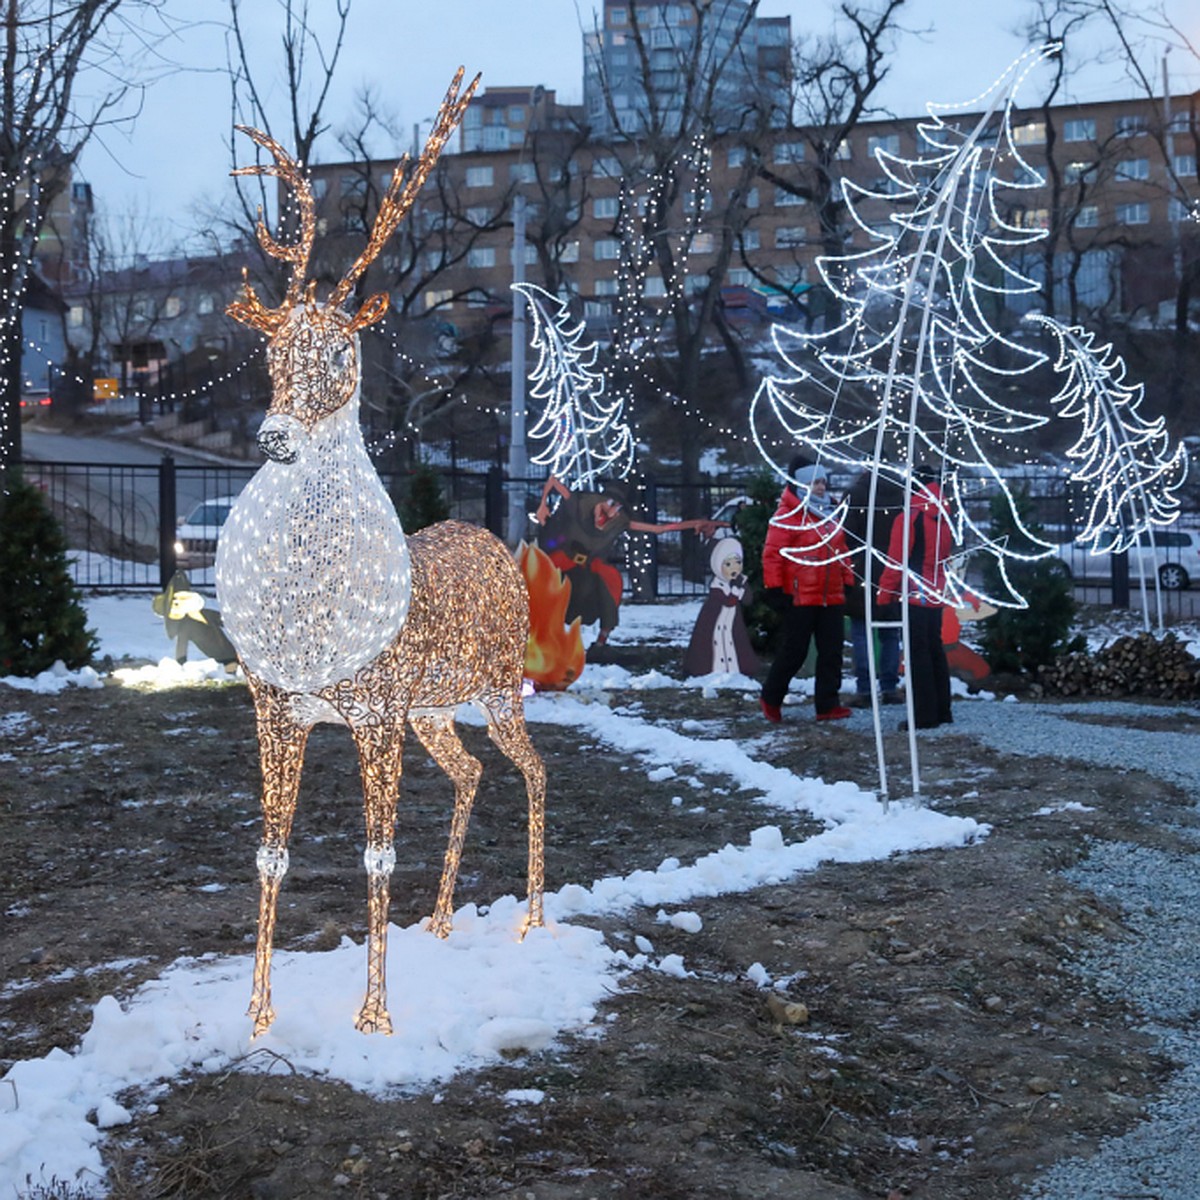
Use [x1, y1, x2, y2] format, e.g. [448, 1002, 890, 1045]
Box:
[214, 70, 546, 1037]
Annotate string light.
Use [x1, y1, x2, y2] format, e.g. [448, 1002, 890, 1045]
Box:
[216, 78, 546, 1039]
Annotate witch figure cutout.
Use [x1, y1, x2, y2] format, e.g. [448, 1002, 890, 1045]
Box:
[683, 538, 759, 678]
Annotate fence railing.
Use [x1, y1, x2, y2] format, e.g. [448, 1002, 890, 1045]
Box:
[19, 455, 1200, 617]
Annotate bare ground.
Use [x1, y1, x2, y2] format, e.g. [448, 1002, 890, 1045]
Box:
[2, 646, 1198, 1200]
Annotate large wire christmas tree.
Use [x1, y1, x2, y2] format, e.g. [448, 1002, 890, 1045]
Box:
[514, 282, 634, 490]
[751, 44, 1065, 612]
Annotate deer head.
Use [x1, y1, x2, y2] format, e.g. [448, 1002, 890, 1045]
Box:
[227, 69, 480, 463]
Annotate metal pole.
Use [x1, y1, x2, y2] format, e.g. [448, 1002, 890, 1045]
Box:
[507, 192, 529, 545]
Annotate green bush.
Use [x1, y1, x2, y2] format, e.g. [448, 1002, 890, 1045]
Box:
[396, 461, 451, 532]
[0, 471, 97, 676]
[977, 487, 1084, 675]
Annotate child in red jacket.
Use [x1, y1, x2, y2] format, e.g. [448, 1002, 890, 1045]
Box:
[760, 460, 855, 722]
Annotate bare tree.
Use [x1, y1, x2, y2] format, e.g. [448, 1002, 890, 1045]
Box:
[0, 0, 176, 467]
[746, 0, 909, 328]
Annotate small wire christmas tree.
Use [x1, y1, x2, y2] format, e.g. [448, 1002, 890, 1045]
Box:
[1029, 314, 1189, 630]
[751, 44, 1064, 611]
[515, 282, 633, 490]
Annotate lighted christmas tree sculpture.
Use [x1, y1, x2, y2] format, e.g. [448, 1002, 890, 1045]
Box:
[1030, 314, 1189, 630]
[752, 45, 1064, 614]
[515, 282, 633, 490]
[751, 45, 1064, 801]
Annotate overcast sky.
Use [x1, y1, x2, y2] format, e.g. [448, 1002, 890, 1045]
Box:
[76, 0, 1200, 253]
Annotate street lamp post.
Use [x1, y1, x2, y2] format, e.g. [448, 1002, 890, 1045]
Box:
[507, 192, 529, 545]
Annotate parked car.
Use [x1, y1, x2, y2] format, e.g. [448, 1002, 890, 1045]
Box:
[174, 496, 238, 568]
[1053, 527, 1199, 590]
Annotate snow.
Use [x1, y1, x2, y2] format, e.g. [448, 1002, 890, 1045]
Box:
[1, 592, 1189, 1198]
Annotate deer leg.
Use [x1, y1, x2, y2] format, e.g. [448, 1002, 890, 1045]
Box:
[409, 713, 483, 939]
[481, 696, 547, 937]
[247, 683, 310, 1037]
[351, 720, 405, 1035]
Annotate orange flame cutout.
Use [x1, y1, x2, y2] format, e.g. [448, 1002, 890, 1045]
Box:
[519, 541, 585, 690]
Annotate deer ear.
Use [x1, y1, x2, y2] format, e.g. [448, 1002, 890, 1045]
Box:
[348, 292, 390, 332]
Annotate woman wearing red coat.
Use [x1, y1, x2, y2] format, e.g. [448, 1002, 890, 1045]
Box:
[760, 460, 855, 722]
[877, 466, 954, 730]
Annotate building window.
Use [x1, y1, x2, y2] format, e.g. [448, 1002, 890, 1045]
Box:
[1115, 202, 1149, 225]
[341, 174, 366, 200]
[867, 134, 900, 156]
[467, 246, 496, 269]
[594, 155, 622, 177]
[1168, 197, 1195, 222]
[511, 244, 536, 266]
[1173, 153, 1196, 178]
[832, 140, 852, 161]
[509, 162, 536, 184]
[467, 205, 491, 225]
[1074, 205, 1099, 228]
[1063, 118, 1096, 142]
[561, 240, 580, 263]
[691, 232, 715, 254]
[775, 226, 807, 248]
[740, 228, 760, 250]
[1013, 121, 1046, 146]
[594, 196, 620, 219]
[643, 276, 666, 297]
[1013, 208, 1051, 230]
[164, 296, 182, 318]
[775, 188, 805, 207]
[1064, 161, 1094, 183]
[609, 5, 626, 24]
[774, 141, 805, 165]
[68, 304, 85, 327]
[424, 288, 453, 310]
[683, 190, 712, 212]
[745, 186, 759, 209]
[311, 177, 328, 201]
[1114, 114, 1147, 137]
[465, 165, 494, 187]
[508, 105, 525, 124]
[1115, 158, 1149, 181]
[594, 278, 619, 296]
[594, 237, 621, 260]
[728, 146, 746, 168]
[727, 268, 751, 285]
[197, 294, 214, 315]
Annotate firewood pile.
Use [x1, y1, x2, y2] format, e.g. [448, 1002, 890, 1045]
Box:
[1038, 631, 1200, 700]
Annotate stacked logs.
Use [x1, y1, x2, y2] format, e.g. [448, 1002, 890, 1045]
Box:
[1038, 631, 1200, 700]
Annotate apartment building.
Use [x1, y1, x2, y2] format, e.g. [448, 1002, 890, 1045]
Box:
[299, 86, 1196, 341]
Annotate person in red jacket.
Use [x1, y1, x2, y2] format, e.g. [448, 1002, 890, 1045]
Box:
[760, 459, 855, 723]
[877, 465, 954, 730]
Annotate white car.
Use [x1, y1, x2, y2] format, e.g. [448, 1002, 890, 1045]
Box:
[1053, 527, 1198, 591]
[174, 496, 238, 568]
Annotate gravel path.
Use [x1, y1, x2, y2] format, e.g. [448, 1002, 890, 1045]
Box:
[932, 699, 1200, 1200]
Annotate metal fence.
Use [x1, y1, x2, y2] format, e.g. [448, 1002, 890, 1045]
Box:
[19, 455, 1200, 618]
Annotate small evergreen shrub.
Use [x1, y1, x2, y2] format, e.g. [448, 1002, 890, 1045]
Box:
[727, 469, 784, 653]
[977, 487, 1084, 675]
[0, 472, 98, 676]
[397, 461, 451, 532]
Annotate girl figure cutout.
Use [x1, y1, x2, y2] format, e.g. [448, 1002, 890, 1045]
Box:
[682, 537, 759, 678]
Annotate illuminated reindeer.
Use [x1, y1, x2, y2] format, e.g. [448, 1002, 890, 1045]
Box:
[214, 70, 546, 1037]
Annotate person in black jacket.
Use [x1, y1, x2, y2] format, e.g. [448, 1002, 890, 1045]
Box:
[843, 467, 905, 706]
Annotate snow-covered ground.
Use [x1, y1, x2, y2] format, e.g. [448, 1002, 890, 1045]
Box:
[1, 592, 1195, 1197]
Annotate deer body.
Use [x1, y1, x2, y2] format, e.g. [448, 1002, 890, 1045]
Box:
[214, 76, 544, 1038]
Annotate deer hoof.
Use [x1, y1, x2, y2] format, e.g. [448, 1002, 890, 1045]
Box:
[518, 910, 545, 942]
[248, 1003, 276, 1038]
[426, 913, 453, 940]
[355, 1000, 393, 1035]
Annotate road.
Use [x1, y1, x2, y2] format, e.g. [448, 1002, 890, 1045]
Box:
[21, 429, 254, 585]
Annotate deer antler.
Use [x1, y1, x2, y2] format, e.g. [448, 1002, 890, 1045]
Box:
[226, 125, 318, 331]
[328, 67, 481, 312]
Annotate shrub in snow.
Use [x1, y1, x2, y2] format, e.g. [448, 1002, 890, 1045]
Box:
[0, 471, 97, 676]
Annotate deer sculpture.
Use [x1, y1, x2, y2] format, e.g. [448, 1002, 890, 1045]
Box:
[214, 70, 546, 1037]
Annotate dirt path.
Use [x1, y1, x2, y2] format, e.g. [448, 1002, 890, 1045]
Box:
[2, 672, 1196, 1199]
